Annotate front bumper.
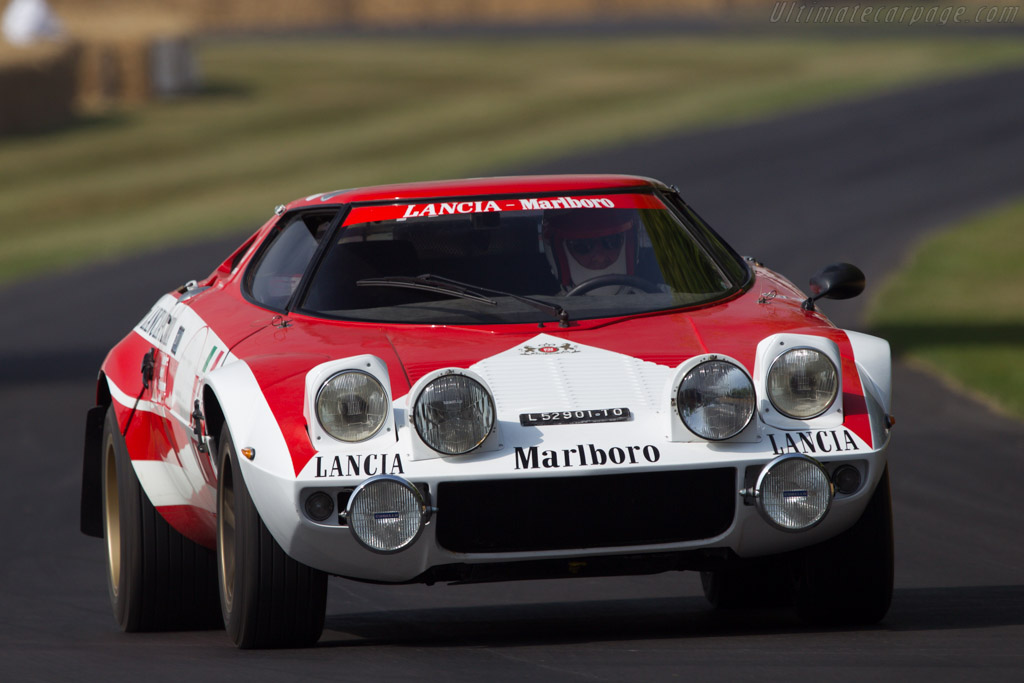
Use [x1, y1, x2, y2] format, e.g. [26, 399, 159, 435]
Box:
[240, 427, 889, 583]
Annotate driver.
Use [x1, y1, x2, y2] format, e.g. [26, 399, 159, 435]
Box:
[543, 209, 638, 292]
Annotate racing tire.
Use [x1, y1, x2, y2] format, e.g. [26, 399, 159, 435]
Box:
[101, 406, 222, 632]
[793, 466, 894, 626]
[700, 556, 793, 610]
[216, 425, 327, 649]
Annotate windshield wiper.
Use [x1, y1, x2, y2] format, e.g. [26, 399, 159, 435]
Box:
[356, 276, 497, 306]
[357, 274, 571, 327]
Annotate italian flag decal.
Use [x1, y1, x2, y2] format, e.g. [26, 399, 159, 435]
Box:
[203, 346, 224, 373]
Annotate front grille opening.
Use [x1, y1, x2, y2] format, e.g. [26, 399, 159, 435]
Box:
[436, 468, 735, 553]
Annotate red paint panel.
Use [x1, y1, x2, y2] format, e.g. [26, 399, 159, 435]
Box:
[287, 174, 661, 211]
[179, 284, 278, 350]
[102, 331, 156, 405]
[834, 334, 873, 450]
[156, 505, 216, 549]
[118, 411, 168, 462]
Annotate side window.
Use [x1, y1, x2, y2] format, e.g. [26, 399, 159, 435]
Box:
[228, 235, 258, 273]
[247, 212, 334, 310]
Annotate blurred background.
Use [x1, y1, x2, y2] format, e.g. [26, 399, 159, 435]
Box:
[2, 2, 1024, 678]
[1, 0, 1022, 414]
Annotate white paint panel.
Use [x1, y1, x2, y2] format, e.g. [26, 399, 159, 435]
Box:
[846, 330, 893, 415]
[470, 333, 670, 416]
[132, 459, 214, 511]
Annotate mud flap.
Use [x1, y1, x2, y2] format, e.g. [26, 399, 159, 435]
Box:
[80, 405, 108, 538]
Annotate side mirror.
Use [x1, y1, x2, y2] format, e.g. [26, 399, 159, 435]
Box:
[801, 263, 865, 311]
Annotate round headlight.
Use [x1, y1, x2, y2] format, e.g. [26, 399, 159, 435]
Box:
[347, 476, 427, 553]
[317, 371, 389, 442]
[756, 455, 833, 531]
[766, 347, 839, 419]
[413, 374, 495, 455]
[677, 360, 755, 441]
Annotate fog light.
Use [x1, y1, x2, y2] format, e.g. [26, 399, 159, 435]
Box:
[304, 491, 335, 522]
[832, 464, 863, 495]
[756, 455, 833, 531]
[347, 475, 428, 553]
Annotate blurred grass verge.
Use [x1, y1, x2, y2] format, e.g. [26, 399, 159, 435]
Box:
[867, 197, 1024, 419]
[3, 35, 1024, 285]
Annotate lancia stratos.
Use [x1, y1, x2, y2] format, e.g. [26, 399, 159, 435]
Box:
[80, 175, 894, 648]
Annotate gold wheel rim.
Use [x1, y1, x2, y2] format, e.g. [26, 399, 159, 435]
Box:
[218, 451, 236, 613]
[103, 437, 121, 596]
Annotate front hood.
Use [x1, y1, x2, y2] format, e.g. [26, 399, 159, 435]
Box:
[236, 274, 832, 401]
[383, 285, 827, 390]
[383, 317, 704, 387]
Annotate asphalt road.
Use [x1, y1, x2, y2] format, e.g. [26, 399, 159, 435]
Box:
[2, 65, 1023, 681]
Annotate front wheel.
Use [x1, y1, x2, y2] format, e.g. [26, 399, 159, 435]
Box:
[216, 425, 327, 648]
[793, 466, 894, 626]
[101, 406, 221, 631]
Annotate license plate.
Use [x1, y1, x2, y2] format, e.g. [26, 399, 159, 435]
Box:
[519, 408, 631, 426]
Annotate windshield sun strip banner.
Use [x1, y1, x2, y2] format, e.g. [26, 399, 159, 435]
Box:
[342, 193, 667, 226]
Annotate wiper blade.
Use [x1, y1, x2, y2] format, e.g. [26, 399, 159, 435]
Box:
[357, 274, 571, 327]
[356, 276, 497, 306]
[417, 274, 571, 328]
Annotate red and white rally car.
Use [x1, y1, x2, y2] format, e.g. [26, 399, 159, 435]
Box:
[81, 175, 894, 648]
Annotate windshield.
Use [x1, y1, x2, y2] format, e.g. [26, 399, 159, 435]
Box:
[298, 192, 742, 324]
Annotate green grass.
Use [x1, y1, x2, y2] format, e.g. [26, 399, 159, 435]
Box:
[866, 197, 1024, 419]
[4, 35, 1024, 283]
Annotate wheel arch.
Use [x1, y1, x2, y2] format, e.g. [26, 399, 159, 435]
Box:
[202, 384, 226, 455]
[200, 361, 302, 556]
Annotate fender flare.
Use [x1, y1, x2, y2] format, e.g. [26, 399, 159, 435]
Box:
[201, 360, 304, 555]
